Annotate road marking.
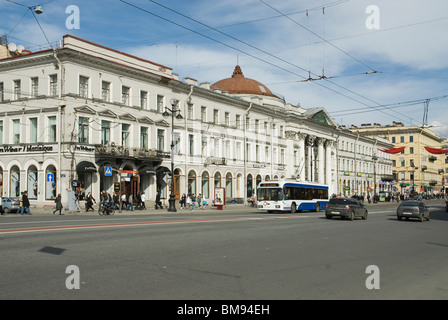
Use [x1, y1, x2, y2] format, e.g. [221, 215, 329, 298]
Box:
[0, 215, 303, 235]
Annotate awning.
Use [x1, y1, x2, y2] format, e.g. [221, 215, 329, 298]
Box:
[138, 165, 156, 175]
[76, 161, 97, 173]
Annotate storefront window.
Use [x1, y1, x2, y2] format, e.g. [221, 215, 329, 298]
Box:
[247, 174, 253, 198]
[188, 170, 196, 195]
[45, 165, 57, 200]
[27, 165, 38, 199]
[226, 172, 232, 198]
[201, 171, 209, 199]
[214, 171, 221, 188]
[10, 165, 20, 198]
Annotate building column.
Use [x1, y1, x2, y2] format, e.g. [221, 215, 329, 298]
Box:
[325, 140, 332, 187]
[307, 136, 315, 182]
[317, 138, 325, 184]
[297, 133, 306, 181]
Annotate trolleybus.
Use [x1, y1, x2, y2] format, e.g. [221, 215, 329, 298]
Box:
[257, 180, 329, 213]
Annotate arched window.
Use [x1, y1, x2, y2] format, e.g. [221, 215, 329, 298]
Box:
[256, 174, 262, 190]
[225, 172, 232, 198]
[247, 174, 253, 197]
[214, 171, 221, 188]
[201, 171, 209, 199]
[45, 165, 57, 200]
[27, 165, 38, 199]
[265, 175, 270, 181]
[188, 170, 196, 195]
[10, 165, 20, 198]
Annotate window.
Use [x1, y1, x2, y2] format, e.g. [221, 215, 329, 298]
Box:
[189, 134, 194, 155]
[48, 116, 57, 142]
[101, 120, 111, 145]
[49, 74, 57, 96]
[400, 136, 404, 143]
[187, 103, 193, 119]
[202, 171, 209, 199]
[225, 112, 229, 126]
[201, 106, 207, 122]
[10, 165, 20, 197]
[409, 147, 414, 154]
[0, 120, 3, 144]
[265, 146, 269, 163]
[157, 129, 164, 151]
[101, 81, 111, 102]
[27, 165, 38, 199]
[0, 82, 4, 101]
[122, 124, 130, 147]
[255, 119, 259, 133]
[157, 95, 164, 113]
[140, 90, 148, 109]
[392, 137, 396, 143]
[78, 117, 89, 143]
[410, 136, 414, 142]
[173, 132, 181, 154]
[236, 114, 241, 128]
[188, 170, 196, 195]
[122, 86, 130, 106]
[214, 172, 221, 188]
[226, 173, 232, 198]
[13, 119, 20, 144]
[140, 126, 148, 149]
[213, 109, 219, 124]
[79, 76, 89, 98]
[256, 144, 260, 162]
[31, 77, 38, 98]
[13, 80, 21, 99]
[45, 165, 57, 200]
[30, 118, 38, 143]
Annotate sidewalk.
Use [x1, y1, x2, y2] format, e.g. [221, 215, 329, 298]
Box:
[12, 203, 253, 216]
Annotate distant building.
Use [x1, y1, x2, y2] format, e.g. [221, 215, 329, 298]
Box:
[351, 122, 447, 196]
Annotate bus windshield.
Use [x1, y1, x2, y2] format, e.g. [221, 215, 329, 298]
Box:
[257, 188, 283, 201]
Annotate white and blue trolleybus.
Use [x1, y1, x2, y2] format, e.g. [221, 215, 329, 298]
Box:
[257, 180, 329, 213]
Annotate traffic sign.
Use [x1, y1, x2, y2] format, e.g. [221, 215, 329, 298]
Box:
[47, 173, 54, 182]
[104, 166, 112, 176]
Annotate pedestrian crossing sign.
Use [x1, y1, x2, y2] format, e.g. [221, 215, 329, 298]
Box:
[104, 166, 112, 176]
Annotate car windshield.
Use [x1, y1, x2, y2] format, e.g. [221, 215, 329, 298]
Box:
[400, 201, 419, 207]
[257, 188, 283, 201]
[329, 198, 354, 205]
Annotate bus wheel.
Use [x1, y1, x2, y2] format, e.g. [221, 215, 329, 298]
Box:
[314, 203, 320, 212]
[291, 203, 296, 214]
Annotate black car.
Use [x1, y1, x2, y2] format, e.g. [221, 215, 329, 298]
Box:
[325, 197, 368, 220]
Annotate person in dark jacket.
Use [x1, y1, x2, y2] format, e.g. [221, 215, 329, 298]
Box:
[21, 191, 31, 215]
[53, 193, 63, 215]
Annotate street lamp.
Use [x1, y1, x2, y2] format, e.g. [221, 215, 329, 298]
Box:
[163, 99, 183, 212]
[372, 154, 378, 203]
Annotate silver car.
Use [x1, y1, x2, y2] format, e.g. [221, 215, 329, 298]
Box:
[1, 197, 21, 214]
[397, 200, 430, 222]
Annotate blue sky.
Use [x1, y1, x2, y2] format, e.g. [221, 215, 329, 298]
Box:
[2, 0, 448, 139]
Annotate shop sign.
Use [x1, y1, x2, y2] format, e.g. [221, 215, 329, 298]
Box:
[0, 144, 55, 153]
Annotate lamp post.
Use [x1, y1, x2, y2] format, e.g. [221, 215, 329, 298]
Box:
[372, 154, 378, 203]
[163, 99, 183, 212]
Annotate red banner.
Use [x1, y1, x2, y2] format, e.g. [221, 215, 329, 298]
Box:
[424, 146, 448, 154]
[378, 146, 405, 154]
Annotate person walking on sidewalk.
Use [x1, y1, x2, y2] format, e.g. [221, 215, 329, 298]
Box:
[53, 193, 63, 215]
[20, 191, 31, 215]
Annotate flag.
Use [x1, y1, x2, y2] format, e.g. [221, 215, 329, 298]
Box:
[378, 146, 405, 154]
[424, 146, 448, 154]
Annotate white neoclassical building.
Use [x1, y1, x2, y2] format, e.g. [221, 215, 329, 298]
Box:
[0, 35, 388, 208]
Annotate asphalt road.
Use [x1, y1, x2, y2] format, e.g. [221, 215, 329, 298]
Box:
[1, 200, 447, 301]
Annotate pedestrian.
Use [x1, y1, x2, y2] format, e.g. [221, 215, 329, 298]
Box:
[53, 193, 63, 215]
[18, 191, 23, 215]
[197, 193, 202, 209]
[180, 193, 186, 209]
[121, 193, 127, 209]
[202, 199, 207, 209]
[85, 192, 95, 211]
[126, 194, 134, 211]
[155, 192, 163, 209]
[141, 192, 147, 209]
[191, 193, 196, 211]
[21, 191, 31, 215]
[136, 193, 142, 209]
[186, 194, 191, 209]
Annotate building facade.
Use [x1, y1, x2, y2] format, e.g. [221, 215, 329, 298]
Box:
[0, 35, 394, 208]
[352, 122, 447, 196]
